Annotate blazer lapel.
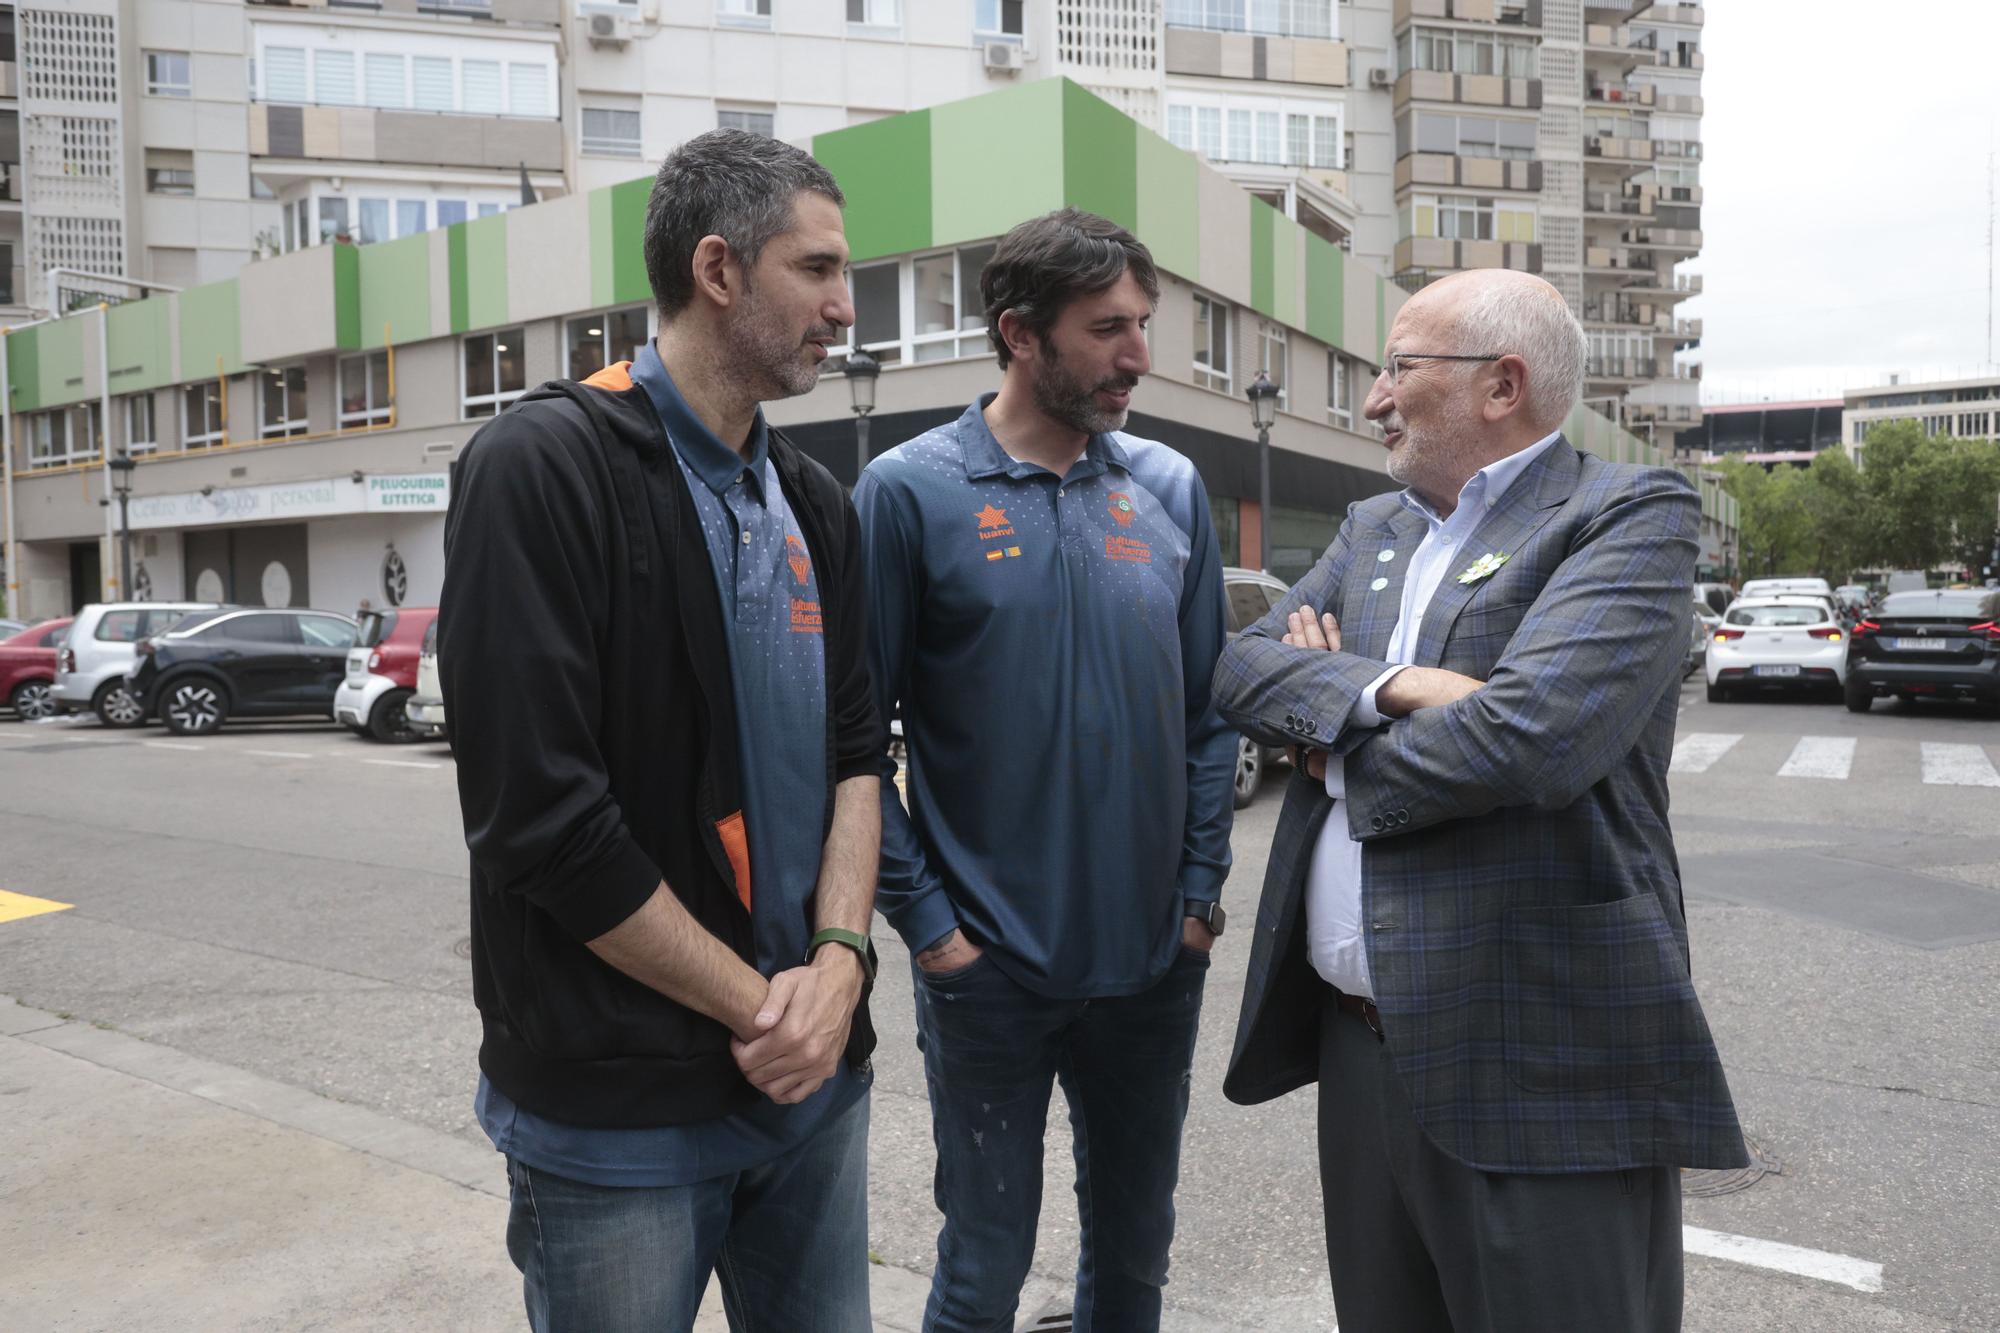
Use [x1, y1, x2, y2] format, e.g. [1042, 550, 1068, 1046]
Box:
[1349, 506, 1429, 662]
[1413, 437, 1582, 667]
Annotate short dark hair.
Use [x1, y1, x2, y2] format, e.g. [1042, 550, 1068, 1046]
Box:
[980, 208, 1159, 369]
[643, 129, 846, 320]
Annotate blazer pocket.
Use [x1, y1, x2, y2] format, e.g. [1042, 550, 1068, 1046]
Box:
[1501, 895, 1702, 1095]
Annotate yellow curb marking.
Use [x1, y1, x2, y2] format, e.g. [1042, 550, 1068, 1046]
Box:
[0, 889, 74, 925]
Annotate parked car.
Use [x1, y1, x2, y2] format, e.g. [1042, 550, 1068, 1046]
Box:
[1683, 606, 1708, 677]
[1223, 566, 1293, 808]
[1740, 576, 1834, 602]
[1691, 582, 1735, 618]
[0, 618, 28, 637]
[1844, 589, 2000, 713]
[333, 606, 438, 742]
[405, 617, 446, 740]
[52, 602, 222, 727]
[126, 607, 359, 736]
[1705, 596, 1848, 702]
[1, 617, 74, 721]
[1833, 584, 1872, 615]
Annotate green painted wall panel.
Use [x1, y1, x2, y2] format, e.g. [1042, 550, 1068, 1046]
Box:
[1061, 81, 1138, 232]
[1248, 198, 1276, 317]
[589, 186, 615, 309]
[608, 176, 652, 306]
[1304, 232, 1343, 347]
[814, 111, 933, 262]
[464, 213, 510, 331]
[1134, 128, 1199, 281]
[33, 316, 88, 409]
[178, 279, 245, 382]
[332, 243, 361, 350]
[1272, 216, 1298, 328]
[5, 324, 41, 413]
[931, 82, 1064, 248]
[106, 298, 173, 396]
[447, 225, 470, 334]
[358, 233, 432, 351]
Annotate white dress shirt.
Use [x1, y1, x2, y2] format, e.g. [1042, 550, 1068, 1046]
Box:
[1306, 431, 1562, 997]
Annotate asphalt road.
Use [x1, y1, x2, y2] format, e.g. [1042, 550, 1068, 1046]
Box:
[0, 674, 1995, 1331]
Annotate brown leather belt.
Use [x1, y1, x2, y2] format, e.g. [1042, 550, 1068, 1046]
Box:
[1333, 989, 1384, 1039]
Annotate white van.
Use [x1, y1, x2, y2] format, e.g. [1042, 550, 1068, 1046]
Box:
[52, 602, 221, 726]
[1739, 577, 1833, 601]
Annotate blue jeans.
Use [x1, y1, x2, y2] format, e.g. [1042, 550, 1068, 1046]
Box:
[912, 946, 1211, 1333]
[504, 1091, 871, 1332]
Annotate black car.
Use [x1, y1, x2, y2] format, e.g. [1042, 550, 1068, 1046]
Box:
[127, 607, 360, 735]
[1845, 589, 2000, 713]
[1224, 566, 1293, 808]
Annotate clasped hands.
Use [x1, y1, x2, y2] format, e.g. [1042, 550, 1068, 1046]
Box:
[1282, 604, 1485, 781]
[730, 947, 866, 1106]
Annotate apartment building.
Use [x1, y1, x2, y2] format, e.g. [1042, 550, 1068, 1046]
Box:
[1843, 375, 2000, 463]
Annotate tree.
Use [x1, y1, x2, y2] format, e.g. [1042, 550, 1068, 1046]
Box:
[1855, 422, 2000, 575]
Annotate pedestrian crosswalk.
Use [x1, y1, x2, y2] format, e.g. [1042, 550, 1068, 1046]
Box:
[1669, 732, 2000, 788]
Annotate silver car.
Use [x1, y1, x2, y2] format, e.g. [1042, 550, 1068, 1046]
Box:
[52, 602, 220, 727]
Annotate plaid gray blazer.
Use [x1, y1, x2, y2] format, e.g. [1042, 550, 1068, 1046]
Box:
[1215, 437, 1747, 1173]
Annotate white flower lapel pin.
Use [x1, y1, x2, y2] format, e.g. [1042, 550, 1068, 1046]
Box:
[1456, 551, 1510, 586]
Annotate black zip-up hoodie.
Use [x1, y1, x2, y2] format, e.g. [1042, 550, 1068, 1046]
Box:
[439, 363, 883, 1129]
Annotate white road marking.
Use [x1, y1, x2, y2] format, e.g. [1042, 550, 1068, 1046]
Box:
[1669, 732, 1741, 774]
[246, 749, 314, 760]
[364, 758, 441, 771]
[1776, 736, 1856, 781]
[1682, 1225, 1884, 1293]
[143, 740, 202, 752]
[1919, 742, 2000, 788]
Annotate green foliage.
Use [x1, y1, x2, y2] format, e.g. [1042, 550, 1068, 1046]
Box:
[1713, 423, 2000, 582]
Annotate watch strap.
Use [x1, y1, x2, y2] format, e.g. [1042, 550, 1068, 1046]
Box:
[808, 927, 876, 982]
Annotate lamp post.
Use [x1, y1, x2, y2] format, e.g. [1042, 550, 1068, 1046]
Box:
[108, 450, 136, 598]
[1247, 370, 1280, 574]
[842, 348, 880, 487]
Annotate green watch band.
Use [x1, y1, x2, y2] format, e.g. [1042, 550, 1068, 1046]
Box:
[808, 927, 876, 982]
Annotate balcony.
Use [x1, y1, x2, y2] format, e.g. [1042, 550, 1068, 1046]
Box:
[1673, 316, 1702, 347]
[1394, 70, 1541, 112]
[1625, 400, 1702, 425]
[1583, 134, 1653, 171]
[0, 162, 19, 205]
[1585, 80, 1653, 106]
[1163, 26, 1347, 87]
[1582, 298, 1660, 327]
[1584, 189, 1653, 218]
[1618, 268, 1702, 298]
[1395, 153, 1542, 193]
[1638, 3, 1705, 24]
[0, 58, 16, 99]
[1586, 356, 1655, 383]
[1583, 24, 1642, 69]
[249, 102, 563, 171]
[1652, 138, 1703, 161]
[1395, 236, 1542, 276]
[1622, 225, 1702, 250]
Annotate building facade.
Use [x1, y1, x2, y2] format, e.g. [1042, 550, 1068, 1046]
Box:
[3, 80, 1712, 620]
[1843, 375, 2000, 463]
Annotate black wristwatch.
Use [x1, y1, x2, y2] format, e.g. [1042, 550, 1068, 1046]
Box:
[1185, 900, 1227, 936]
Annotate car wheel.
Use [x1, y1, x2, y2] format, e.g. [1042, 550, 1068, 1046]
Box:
[1705, 681, 1727, 703]
[161, 679, 227, 736]
[9, 679, 56, 721]
[367, 688, 419, 743]
[93, 678, 147, 728]
[1232, 733, 1264, 809]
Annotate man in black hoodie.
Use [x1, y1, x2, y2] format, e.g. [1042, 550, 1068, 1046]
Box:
[440, 130, 883, 1332]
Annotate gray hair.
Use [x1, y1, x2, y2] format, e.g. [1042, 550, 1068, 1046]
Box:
[1452, 279, 1586, 432]
[643, 129, 845, 319]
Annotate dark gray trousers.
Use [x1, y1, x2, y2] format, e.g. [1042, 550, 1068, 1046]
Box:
[1316, 988, 1684, 1333]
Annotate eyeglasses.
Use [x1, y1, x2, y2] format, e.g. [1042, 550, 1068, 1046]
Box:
[1380, 352, 1504, 383]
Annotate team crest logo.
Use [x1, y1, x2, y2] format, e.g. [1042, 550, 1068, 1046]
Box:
[785, 534, 811, 586]
[1108, 493, 1137, 528]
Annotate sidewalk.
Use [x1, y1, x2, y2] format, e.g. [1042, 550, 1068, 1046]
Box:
[0, 997, 943, 1331]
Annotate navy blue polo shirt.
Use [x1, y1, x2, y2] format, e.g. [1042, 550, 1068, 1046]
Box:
[854, 395, 1236, 999]
[474, 346, 863, 1185]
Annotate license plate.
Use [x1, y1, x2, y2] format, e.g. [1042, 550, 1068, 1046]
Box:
[1753, 664, 1802, 678]
[1890, 637, 1950, 652]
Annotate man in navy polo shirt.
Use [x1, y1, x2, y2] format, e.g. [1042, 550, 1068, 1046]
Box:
[854, 209, 1237, 1332]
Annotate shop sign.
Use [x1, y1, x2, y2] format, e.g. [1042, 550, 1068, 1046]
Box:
[127, 473, 450, 531]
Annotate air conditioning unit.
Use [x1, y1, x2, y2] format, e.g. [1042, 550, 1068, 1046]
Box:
[1366, 67, 1391, 89]
[587, 12, 632, 48]
[983, 41, 1025, 74]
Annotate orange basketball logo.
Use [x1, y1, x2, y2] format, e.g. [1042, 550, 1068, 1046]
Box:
[785, 534, 811, 586]
[1108, 493, 1136, 528]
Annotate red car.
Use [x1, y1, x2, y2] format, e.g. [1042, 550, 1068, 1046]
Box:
[2, 617, 74, 721]
[332, 606, 439, 741]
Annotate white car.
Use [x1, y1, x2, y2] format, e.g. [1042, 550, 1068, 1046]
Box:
[52, 602, 221, 726]
[1740, 576, 1833, 601]
[1705, 596, 1848, 702]
[404, 618, 446, 740]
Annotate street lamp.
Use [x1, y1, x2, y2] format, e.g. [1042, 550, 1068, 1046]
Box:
[108, 450, 136, 598]
[1247, 370, 1280, 573]
[842, 348, 880, 486]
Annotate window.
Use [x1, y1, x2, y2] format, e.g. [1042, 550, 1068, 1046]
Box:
[313, 49, 357, 106]
[412, 56, 453, 111]
[364, 53, 406, 108]
[1170, 98, 1338, 167]
[718, 106, 775, 137]
[1227, 108, 1252, 162]
[581, 107, 642, 158]
[565, 307, 650, 381]
[1328, 351, 1354, 428]
[262, 366, 309, 439]
[719, 0, 773, 20]
[463, 328, 527, 418]
[396, 199, 427, 237]
[508, 63, 550, 117]
[1196, 107, 1222, 159]
[299, 616, 357, 649]
[126, 395, 158, 455]
[145, 51, 191, 98]
[264, 46, 307, 102]
[319, 197, 350, 243]
[1398, 112, 1535, 161]
[184, 382, 224, 449]
[461, 60, 501, 115]
[340, 351, 393, 428]
[1165, 0, 1335, 40]
[478, 202, 502, 218]
[1257, 323, 1288, 406]
[847, 0, 900, 25]
[848, 262, 901, 366]
[358, 198, 391, 245]
[975, 0, 1024, 35]
[227, 614, 297, 644]
[436, 200, 468, 227]
[1167, 105, 1193, 150]
[147, 167, 195, 196]
[1399, 26, 1536, 79]
[1193, 294, 1231, 393]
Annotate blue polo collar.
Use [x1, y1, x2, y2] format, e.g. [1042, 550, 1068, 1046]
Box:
[630, 342, 770, 499]
[955, 393, 1133, 483]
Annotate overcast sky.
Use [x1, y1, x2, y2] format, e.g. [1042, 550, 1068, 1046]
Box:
[1688, 1, 2000, 403]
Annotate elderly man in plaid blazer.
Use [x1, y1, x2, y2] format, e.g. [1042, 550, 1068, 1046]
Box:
[1213, 268, 1745, 1333]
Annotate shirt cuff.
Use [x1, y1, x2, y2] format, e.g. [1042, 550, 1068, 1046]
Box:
[890, 887, 961, 959]
[1353, 664, 1411, 729]
[1324, 751, 1346, 801]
